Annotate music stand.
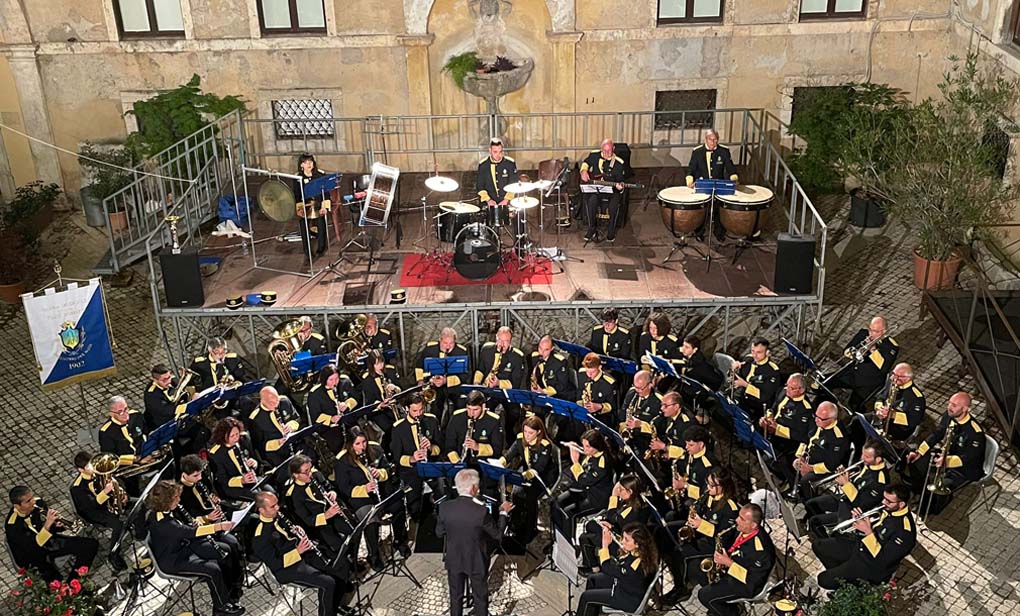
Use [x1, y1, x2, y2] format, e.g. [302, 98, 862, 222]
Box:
[423, 356, 470, 378]
[114, 459, 175, 615]
[693, 179, 735, 272]
[578, 183, 614, 246]
[138, 421, 180, 459]
[253, 452, 302, 491]
[599, 354, 640, 376]
[853, 414, 900, 464]
[552, 339, 593, 359]
[288, 351, 335, 379]
[782, 338, 842, 403]
[755, 450, 802, 578]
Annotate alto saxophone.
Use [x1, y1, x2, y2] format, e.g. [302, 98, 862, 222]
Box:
[677, 493, 707, 543]
[581, 382, 593, 409]
[620, 390, 639, 439]
[701, 524, 736, 584]
[485, 350, 504, 386]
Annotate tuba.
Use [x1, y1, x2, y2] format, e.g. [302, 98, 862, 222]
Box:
[90, 453, 130, 516]
[268, 320, 314, 393]
[335, 314, 370, 372]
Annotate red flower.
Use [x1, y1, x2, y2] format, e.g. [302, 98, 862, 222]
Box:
[883, 592, 892, 601]
[69, 579, 82, 595]
[9, 590, 20, 597]
[23, 578, 32, 588]
[49, 580, 61, 591]
[75, 566, 89, 576]
[43, 607, 51, 615]
[17, 568, 26, 575]
[63, 610, 72, 616]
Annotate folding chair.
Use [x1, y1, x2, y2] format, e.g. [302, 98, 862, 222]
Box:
[145, 535, 205, 616]
[604, 565, 662, 615]
[965, 435, 1001, 515]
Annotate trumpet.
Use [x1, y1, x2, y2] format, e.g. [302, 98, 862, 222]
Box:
[809, 460, 866, 490]
[832, 505, 884, 534]
[33, 503, 84, 536]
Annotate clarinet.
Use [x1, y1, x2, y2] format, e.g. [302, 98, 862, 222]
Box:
[360, 452, 383, 504]
[233, 443, 258, 476]
[310, 472, 356, 527]
[195, 480, 224, 520]
[278, 513, 326, 562]
[174, 505, 228, 558]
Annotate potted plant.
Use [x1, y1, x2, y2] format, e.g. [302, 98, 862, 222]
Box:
[4, 566, 105, 615]
[817, 581, 892, 615]
[0, 228, 27, 303]
[78, 142, 135, 229]
[1, 180, 61, 249]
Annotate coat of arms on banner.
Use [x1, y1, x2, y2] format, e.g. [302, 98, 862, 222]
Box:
[59, 320, 84, 352]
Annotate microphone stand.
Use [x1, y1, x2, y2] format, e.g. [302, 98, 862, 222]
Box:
[544, 160, 583, 269]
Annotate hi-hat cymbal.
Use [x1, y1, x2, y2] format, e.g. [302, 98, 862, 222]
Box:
[509, 196, 540, 210]
[425, 175, 459, 192]
[439, 201, 480, 214]
[504, 181, 535, 194]
[532, 180, 554, 190]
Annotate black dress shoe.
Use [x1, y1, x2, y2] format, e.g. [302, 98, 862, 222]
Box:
[214, 604, 245, 616]
[398, 544, 413, 559]
[583, 232, 596, 242]
[661, 585, 692, 604]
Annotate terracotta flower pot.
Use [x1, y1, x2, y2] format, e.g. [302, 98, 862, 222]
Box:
[0, 280, 27, 304]
[912, 248, 962, 290]
[109, 210, 129, 233]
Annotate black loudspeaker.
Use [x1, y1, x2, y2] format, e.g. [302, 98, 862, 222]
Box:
[774, 233, 816, 294]
[160, 249, 204, 307]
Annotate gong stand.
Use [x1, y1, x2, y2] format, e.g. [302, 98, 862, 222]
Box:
[241, 165, 323, 279]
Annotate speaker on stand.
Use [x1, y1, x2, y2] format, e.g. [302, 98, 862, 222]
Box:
[774, 233, 816, 294]
[159, 248, 204, 307]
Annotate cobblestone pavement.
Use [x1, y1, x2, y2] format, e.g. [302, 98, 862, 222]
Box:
[1, 203, 1019, 615]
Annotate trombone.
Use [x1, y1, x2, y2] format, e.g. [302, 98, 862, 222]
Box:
[832, 505, 884, 534]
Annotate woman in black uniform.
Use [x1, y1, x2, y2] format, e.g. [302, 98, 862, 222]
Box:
[577, 522, 659, 616]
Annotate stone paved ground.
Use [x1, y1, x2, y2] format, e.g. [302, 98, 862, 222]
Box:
[1, 201, 1019, 615]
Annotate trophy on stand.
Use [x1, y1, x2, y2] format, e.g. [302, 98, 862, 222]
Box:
[165, 215, 181, 254]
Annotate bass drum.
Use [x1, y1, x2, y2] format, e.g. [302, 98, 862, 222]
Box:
[258, 179, 296, 222]
[453, 223, 502, 280]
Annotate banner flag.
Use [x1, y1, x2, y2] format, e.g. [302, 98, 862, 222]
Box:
[22, 278, 117, 391]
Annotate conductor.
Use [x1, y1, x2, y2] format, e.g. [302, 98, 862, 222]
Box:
[436, 468, 514, 616]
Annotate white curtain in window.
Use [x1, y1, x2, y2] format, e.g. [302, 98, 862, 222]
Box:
[659, 0, 686, 19]
[801, 0, 828, 12]
[296, 0, 325, 28]
[693, 0, 721, 18]
[119, 0, 151, 32]
[834, 0, 863, 11]
[153, 0, 184, 31]
[261, 0, 291, 28]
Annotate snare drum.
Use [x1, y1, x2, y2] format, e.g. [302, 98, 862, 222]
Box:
[717, 185, 774, 239]
[453, 223, 502, 280]
[436, 202, 481, 243]
[657, 186, 710, 238]
[486, 204, 511, 228]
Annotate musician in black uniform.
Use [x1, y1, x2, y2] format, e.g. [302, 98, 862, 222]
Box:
[146, 481, 244, 615]
[813, 483, 917, 590]
[579, 138, 629, 243]
[555, 429, 614, 523]
[806, 441, 888, 539]
[70, 451, 129, 571]
[638, 312, 684, 382]
[694, 504, 775, 615]
[360, 350, 402, 446]
[499, 415, 557, 544]
[903, 391, 987, 516]
[248, 386, 302, 472]
[760, 374, 814, 481]
[274, 316, 329, 397]
[685, 128, 739, 242]
[679, 335, 724, 398]
[576, 523, 658, 616]
[390, 393, 442, 520]
[445, 390, 504, 465]
[334, 429, 411, 570]
[731, 339, 782, 421]
[577, 352, 618, 424]
[589, 307, 633, 359]
[474, 326, 527, 431]
[476, 137, 521, 235]
[174, 458, 245, 592]
[7, 486, 99, 583]
[827, 316, 899, 412]
[98, 395, 154, 495]
[252, 491, 354, 616]
[285, 455, 360, 573]
[189, 337, 249, 392]
[578, 475, 651, 569]
[306, 364, 359, 454]
[363, 314, 396, 358]
[790, 402, 850, 499]
[648, 391, 694, 481]
[669, 425, 718, 513]
[618, 370, 663, 456]
[143, 364, 186, 431]
[207, 418, 258, 502]
[661, 469, 740, 605]
[415, 327, 471, 424]
[851, 362, 925, 453]
[530, 335, 576, 404]
[437, 468, 514, 616]
[293, 153, 329, 258]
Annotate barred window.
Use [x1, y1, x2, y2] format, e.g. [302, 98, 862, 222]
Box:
[800, 0, 866, 20]
[654, 89, 717, 129]
[271, 99, 334, 140]
[113, 0, 185, 38]
[657, 0, 724, 25]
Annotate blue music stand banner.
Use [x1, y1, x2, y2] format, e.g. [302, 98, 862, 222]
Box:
[461, 385, 510, 403]
[694, 179, 736, 196]
[289, 351, 334, 377]
[503, 388, 552, 409]
[589, 415, 626, 447]
[644, 352, 680, 379]
[553, 339, 593, 358]
[713, 391, 775, 459]
[478, 461, 528, 487]
[782, 338, 818, 373]
[853, 414, 899, 463]
[417, 461, 465, 480]
[302, 173, 340, 197]
[547, 398, 589, 422]
[424, 356, 469, 376]
[218, 378, 267, 403]
[140, 420, 179, 457]
[601, 355, 639, 375]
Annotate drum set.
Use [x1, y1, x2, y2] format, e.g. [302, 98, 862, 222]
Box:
[657, 183, 773, 265]
[411, 173, 558, 281]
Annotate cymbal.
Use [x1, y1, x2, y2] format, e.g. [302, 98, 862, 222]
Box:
[504, 181, 535, 194]
[439, 201, 480, 214]
[509, 196, 540, 210]
[425, 175, 459, 192]
[532, 180, 554, 190]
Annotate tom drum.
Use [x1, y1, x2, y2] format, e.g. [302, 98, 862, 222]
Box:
[436, 202, 481, 243]
[717, 185, 774, 239]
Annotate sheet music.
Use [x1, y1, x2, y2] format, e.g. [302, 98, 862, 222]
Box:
[485, 458, 504, 468]
[580, 184, 614, 194]
[230, 502, 255, 527]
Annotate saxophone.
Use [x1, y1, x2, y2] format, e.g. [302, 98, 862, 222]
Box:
[662, 457, 687, 507]
[485, 350, 504, 386]
[620, 390, 640, 438]
[701, 524, 736, 584]
[677, 492, 708, 543]
[581, 381, 593, 409]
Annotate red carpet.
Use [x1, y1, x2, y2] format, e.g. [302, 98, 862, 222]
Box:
[399, 252, 553, 287]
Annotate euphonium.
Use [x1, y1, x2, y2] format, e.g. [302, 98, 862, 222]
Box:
[89, 452, 129, 515]
[170, 369, 198, 403]
[268, 319, 314, 393]
[701, 524, 736, 584]
[335, 314, 370, 372]
[926, 421, 957, 496]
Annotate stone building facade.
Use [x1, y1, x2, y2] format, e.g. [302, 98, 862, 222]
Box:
[1, 0, 1019, 202]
